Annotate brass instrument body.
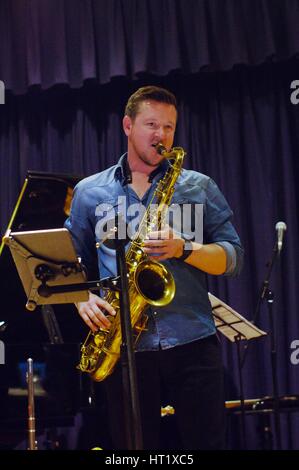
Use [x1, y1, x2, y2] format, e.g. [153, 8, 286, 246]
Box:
[79, 147, 186, 382]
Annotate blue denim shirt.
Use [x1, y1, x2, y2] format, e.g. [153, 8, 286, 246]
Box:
[65, 154, 243, 351]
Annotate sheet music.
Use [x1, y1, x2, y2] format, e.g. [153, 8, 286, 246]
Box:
[208, 293, 267, 342]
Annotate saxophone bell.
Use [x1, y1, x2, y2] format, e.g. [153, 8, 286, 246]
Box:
[134, 259, 175, 306]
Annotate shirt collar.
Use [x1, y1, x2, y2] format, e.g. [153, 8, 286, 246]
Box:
[114, 153, 170, 185]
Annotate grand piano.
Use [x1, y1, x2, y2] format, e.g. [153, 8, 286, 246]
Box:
[0, 171, 108, 450]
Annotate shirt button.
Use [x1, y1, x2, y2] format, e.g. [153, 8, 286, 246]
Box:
[153, 311, 157, 316]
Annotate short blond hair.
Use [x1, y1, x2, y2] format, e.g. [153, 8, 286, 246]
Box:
[125, 86, 177, 120]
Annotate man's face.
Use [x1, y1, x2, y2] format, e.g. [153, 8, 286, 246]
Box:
[123, 100, 177, 167]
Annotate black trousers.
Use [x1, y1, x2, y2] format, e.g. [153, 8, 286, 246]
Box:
[104, 334, 226, 450]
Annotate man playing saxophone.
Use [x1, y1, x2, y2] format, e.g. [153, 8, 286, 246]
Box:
[65, 86, 243, 449]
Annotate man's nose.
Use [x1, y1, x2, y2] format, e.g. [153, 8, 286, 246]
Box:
[154, 127, 165, 140]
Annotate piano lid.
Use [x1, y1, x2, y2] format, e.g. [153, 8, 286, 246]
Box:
[1, 170, 83, 253]
[0, 170, 86, 345]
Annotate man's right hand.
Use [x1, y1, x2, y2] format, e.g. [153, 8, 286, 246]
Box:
[76, 292, 116, 332]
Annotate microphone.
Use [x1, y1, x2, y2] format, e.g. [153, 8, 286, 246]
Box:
[275, 221, 287, 253]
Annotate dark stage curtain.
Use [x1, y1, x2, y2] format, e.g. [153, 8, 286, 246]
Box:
[1, 0, 299, 93]
[1, 0, 299, 450]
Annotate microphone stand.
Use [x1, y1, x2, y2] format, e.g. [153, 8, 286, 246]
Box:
[35, 240, 144, 450]
[114, 237, 143, 450]
[92, 217, 143, 449]
[242, 241, 282, 450]
[266, 287, 281, 450]
[235, 334, 247, 449]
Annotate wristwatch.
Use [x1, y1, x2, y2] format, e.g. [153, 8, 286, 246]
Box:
[177, 238, 192, 261]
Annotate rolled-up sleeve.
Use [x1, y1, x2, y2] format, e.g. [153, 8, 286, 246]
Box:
[214, 241, 243, 276]
[204, 178, 244, 277]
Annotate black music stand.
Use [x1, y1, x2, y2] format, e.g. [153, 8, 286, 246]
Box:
[3, 228, 89, 310]
[208, 293, 267, 450]
[4, 227, 143, 450]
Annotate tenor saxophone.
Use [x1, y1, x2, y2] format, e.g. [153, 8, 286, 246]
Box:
[78, 145, 186, 381]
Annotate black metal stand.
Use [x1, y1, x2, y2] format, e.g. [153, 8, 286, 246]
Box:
[114, 239, 143, 450]
[37, 274, 121, 298]
[265, 288, 281, 450]
[241, 242, 282, 450]
[235, 334, 247, 449]
[35, 250, 143, 449]
[210, 294, 266, 451]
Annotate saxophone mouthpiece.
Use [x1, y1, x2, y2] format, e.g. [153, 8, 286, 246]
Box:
[155, 143, 167, 155]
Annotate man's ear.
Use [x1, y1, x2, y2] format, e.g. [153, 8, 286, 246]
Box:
[123, 115, 132, 136]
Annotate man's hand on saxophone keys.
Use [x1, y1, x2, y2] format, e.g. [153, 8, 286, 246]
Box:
[143, 225, 185, 261]
[76, 292, 116, 332]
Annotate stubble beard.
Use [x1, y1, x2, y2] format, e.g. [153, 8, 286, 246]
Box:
[139, 151, 162, 167]
[132, 142, 163, 168]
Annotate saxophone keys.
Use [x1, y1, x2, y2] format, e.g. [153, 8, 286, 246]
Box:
[94, 331, 107, 348]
